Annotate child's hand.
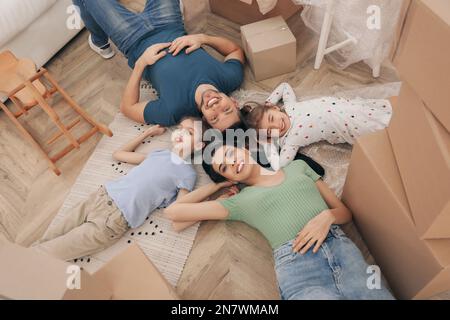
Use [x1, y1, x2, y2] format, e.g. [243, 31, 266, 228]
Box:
[145, 125, 166, 136]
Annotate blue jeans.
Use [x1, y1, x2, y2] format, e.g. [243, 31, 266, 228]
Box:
[273, 225, 395, 300]
[72, 0, 183, 55]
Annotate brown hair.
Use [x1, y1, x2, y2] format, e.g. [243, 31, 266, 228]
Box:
[240, 101, 280, 129]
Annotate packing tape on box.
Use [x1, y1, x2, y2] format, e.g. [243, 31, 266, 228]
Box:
[247, 26, 291, 38]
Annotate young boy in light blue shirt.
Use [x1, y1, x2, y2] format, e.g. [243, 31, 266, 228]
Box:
[34, 118, 207, 261]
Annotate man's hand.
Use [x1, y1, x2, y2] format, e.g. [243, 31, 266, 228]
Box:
[292, 210, 336, 254]
[137, 42, 171, 67]
[169, 34, 205, 56]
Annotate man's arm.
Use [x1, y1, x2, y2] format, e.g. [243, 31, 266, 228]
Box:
[168, 34, 245, 64]
[120, 61, 148, 123]
[202, 34, 245, 63]
[120, 43, 171, 123]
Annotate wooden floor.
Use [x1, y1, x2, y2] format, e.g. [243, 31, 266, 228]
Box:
[1, 0, 448, 300]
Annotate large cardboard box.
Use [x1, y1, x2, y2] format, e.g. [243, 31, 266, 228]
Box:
[393, 0, 450, 131]
[0, 242, 112, 300]
[0, 243, 178, 300]
[387, 83, 450, 239]
[342, 130, 450, 299]
[94, 243, 179, 300]
[209, 0, 302, 25]
[241, 16, 296, 81]
[389, 0, 412, 60]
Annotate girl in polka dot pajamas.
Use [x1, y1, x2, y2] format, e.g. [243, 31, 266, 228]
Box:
[241, 82, 392, 170]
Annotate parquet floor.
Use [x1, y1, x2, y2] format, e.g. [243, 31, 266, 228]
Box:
[1, 0, 447, 300]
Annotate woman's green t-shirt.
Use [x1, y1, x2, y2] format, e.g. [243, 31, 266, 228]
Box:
[220, 160, 329, 250]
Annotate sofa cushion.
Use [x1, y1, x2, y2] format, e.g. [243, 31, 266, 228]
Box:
[0, 0, 57, 47]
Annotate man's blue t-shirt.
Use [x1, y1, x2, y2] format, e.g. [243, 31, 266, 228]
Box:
[127, 23, 244, 126]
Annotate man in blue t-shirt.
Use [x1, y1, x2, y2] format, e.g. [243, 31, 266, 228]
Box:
[73, 0, 245, 131]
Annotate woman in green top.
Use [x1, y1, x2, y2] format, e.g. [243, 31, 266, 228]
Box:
[165, 144, 394, 300]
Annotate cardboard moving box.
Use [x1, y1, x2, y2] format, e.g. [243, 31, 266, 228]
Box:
[387, 83, 450, 239]
[393, 0, 450, 131]
[0, 243, 178, 300]
[241, 16, 296, 81]
[94, 243, 179, 300]
[209, 0, 302, 25]
[425, 239, 450, 267]
[0, 242, 112, 300]
[342, 130, 450, 299]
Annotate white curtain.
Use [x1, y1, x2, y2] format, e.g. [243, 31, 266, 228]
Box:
[293, 0, 404, 70]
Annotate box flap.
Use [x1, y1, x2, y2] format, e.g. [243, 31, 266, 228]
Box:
[414, 267, 450, 299]
[0, 242, 111, 300]
[425, 238, 450, 267]
[210, 0, 302, 26]
[359, 117, 415, 223]
[421, 0, 450, 26]
[422, 203, 450, 240]
[93, 244, 179, 300]
[393, 0, 450, 131]
[388, 83, 450, 239]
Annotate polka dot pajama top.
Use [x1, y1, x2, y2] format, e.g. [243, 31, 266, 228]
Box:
[265, 83, 392, 169]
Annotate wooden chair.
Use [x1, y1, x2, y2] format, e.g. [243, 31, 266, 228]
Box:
[0, 50, 113, 176]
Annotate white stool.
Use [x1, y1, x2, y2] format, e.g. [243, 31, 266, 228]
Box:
[313, 0, 381, 78]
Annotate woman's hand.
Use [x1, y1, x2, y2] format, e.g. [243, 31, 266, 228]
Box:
[137, 43, 171, 67]
[168, 34, 206, 56]
[144, 125, 166, 136]
[293, 209, 336, 254]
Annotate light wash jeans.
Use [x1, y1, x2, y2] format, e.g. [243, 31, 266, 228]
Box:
[72, 0, 183, 55]
[273, 225, 395, 300]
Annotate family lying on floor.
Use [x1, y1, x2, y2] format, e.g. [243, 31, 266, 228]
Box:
[34, 0, 394, 300]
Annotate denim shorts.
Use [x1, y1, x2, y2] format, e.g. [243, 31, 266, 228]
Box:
[273, 225, 395, 300]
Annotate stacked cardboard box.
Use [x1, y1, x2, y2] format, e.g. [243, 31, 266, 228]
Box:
[241, 16, 297, 81]
[209, 0, 302, 25]
[342, 0, 450, 299]
[0, 243, 179, 300]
